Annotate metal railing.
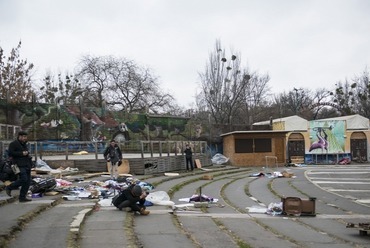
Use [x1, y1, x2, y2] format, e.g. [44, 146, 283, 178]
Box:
[0, 140, 209, 161]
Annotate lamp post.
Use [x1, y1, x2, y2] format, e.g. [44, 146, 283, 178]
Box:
[208, 113, 211, 148]
[293, 87, 303, 115]
[79, 96, 84, 141]
[55, 97, 63, 140]
[5, 90, 9, 140]
[242, 74, 252, 129]
[32, 93, 36, 141]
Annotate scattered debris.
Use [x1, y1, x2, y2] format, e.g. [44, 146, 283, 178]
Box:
[338, 157, 351, 165]
[72, 151, 89, 155]
[249, 170, 295, 178]
[201, 174, 213, 180]
[63, 195, 81, 201]
[211, 153, 229, 165]
[266, 202, 283, 216]
[164, 172, 180, 177]
[246, 205, 267, 213]
[346, 222, 370, 236]
[194, 202, 209, 208]
[145, 191, 174, 206]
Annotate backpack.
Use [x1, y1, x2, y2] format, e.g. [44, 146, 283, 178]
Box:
[111, 191, 127, 208]
[0, 159, 17, 182]
[29, 178, 57, 193]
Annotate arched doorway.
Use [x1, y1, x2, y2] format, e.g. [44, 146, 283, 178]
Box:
[350, 132, 367, 162]
[288, 133, 305, 163]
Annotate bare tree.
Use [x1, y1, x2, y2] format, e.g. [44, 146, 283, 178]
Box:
[198, 40, 251, 125]
[354, 69, 370, 118]
[330, 68, 370, 118]
[330, 80, 359, 116]
[39, 72, 82, 105]
[272, 88, 314, 119]
[77, 55, 175, 114]
[108, 60, 174, 113]
[0, 41, 36, 126]
[243, 72, 271, 125]
[0, 41, 34, 104]
[76, 55, 113, 108]
[309, 88, 338, 119]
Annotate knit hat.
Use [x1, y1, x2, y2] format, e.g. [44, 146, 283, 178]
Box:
[132, 185, 142, 196]
[18, 131, 28, 136]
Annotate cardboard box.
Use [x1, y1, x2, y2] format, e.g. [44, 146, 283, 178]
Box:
[282, 197, 302, 216]
[282, 171, 294, 178]
[194, 159, 202, 168]
[201, 174, 213, 180]
[106, 159, 130, 175]
[281, 197, 316, 216]
[301, 197, 316, 216]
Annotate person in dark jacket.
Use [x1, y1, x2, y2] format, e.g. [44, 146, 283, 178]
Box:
[184, 144, 194, 171]
[5, 131, 33, 202]
[103, 139, 123, 180]
[118, 184, 150, 215]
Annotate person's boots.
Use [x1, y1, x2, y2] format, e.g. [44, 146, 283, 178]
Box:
[140, 208, 150, 215]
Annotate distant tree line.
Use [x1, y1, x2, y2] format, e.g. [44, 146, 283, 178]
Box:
[1, 41, 369, 142]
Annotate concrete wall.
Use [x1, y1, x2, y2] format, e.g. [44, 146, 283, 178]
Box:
[46, 154, 212, 175]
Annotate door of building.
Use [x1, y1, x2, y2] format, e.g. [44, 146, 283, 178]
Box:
[287, 133, 305, 164]
[350, 132, 367, 162]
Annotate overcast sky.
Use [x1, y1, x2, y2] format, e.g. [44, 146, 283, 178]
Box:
[1, 0, 369, 107]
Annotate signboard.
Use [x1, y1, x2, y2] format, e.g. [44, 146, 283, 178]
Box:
[308, 120, 345, 154]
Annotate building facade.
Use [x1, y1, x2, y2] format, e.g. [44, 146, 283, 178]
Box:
[221, 115, 370, 167]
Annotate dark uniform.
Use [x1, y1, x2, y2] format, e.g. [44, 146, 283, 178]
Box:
[117, 185, 150, 215]
[184, 145, 194, 171]
[5, 131, 33, 202]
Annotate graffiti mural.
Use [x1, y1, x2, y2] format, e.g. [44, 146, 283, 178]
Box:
[305, 120, 348, 164]
[0, 101, 193, 142]
[308, 120, 345, 154]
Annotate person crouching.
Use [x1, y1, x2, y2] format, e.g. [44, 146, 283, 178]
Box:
[118, 185, 150, 215]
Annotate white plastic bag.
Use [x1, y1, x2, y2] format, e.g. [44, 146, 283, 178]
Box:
[266, 202, 283, 216]
[211, 153, 229, 165]
[246, 205, 267, 213]
[36, 159, 52, 170]
[145, 191, 174, 206]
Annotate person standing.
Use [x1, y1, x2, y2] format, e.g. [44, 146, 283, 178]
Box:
[103, 139, 122, 180]
[184, 144, 194, 171]
[5, 131, 33, 202]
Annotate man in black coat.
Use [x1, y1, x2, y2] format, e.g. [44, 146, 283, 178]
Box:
[5, 131, 33, 202]
[116, 184, 150, 215]
[103, 139, 123, 180]
[184, 144, 194, 171]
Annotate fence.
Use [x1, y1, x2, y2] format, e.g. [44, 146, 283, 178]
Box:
[0, 140, 212, 175]
[0, 124, 21, 141]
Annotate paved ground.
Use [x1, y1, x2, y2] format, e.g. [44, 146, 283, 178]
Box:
[1, 164, 370, 248]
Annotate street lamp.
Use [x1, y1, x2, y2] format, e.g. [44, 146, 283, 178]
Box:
[79, 96, 84, 141]
[293, 87, 303, 115]
[208, 113, 211, 147]
[32, 93, 37, 141]
[5, 90, 9, 140]
[55, 97, 64, 140]
[242, 74, 252, 129]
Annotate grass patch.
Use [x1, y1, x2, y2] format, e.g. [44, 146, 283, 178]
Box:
[213, 218, 252, 248]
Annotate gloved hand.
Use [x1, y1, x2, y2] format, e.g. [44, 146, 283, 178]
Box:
[107, 158, 110, 162]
